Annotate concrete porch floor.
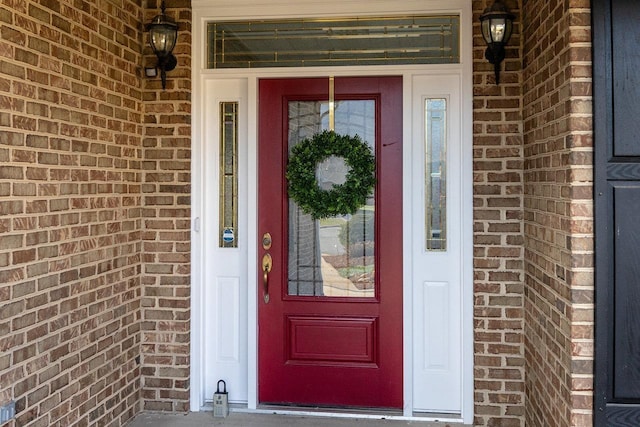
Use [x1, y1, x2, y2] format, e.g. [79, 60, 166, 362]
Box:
[126, 411, 470, 427]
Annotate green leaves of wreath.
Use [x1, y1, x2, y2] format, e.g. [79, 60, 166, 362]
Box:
[286, 130, 376, 219]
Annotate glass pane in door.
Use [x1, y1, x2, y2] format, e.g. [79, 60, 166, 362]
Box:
[287, 100, 375, 298]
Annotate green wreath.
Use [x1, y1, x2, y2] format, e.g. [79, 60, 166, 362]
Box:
[286, 130, 376, 219]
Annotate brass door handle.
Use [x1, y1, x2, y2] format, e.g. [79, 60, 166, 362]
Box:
[262, 253, 272, 303]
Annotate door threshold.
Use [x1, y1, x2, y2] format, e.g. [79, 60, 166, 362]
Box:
[219, 403, 465, 423]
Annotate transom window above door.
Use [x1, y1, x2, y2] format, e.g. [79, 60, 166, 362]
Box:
[207, 15, 460, 69]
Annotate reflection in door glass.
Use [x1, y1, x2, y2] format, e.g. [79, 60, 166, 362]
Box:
[288, 100, 376, 298]
[425, 98, 447, 251]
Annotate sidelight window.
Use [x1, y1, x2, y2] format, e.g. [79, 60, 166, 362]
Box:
[219, 102, 239, 248]
[425, 98, 447, 251]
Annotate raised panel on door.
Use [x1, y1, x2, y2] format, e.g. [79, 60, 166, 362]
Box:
[612, 0, 640, 156]
[613, 185, 640, 399]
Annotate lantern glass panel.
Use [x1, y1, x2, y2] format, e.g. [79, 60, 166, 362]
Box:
[481, 19, 491, 43]
[489, 18, 507, 43]
[150, 25, 177, 55]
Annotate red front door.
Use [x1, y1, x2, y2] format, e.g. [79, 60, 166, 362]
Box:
[258, 77, 402, 408]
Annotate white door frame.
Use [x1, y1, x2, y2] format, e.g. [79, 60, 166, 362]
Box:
[190, 0, 473, 422]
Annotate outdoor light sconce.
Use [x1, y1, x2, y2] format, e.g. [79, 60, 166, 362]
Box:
[479, 0, 514, 85]
[147, 1, 178, 89]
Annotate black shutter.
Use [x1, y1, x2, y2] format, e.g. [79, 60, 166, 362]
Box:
[594, 0, 640, 424]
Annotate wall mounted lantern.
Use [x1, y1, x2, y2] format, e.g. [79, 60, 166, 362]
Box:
[479, 0, 514, 85]
[147, 1, 178, 89]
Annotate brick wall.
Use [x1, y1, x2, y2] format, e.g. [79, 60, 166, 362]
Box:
[472, 1, 526, 425]
[139, 1, 192, 413]
[0, 1, 144, 426]
[521, 0, 594, 426]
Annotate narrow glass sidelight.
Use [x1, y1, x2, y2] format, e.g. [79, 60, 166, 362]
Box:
[219, 102, 239, 248]
[425, 98, 447, 251]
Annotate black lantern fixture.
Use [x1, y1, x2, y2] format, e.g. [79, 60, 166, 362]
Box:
[147, 1, 178, 89]
[479, 0, 514, 85]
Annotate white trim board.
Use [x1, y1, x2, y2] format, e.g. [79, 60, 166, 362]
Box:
[190, 1, 473, 423]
